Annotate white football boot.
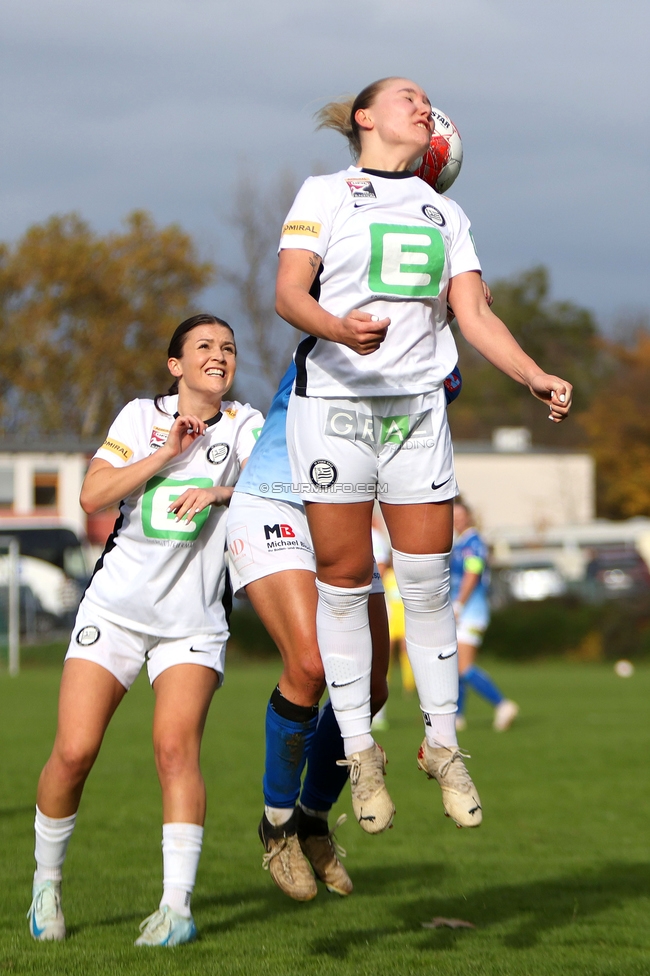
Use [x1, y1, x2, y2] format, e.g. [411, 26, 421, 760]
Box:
[258, 811, 317, 902]
[27, 880, 66, 941]
[417, 740, 482, 828]
[337, 742, 395, 834]
[493, 699, 519, 731]
[297, 809, 353, 896]
[134, 906, 197, 947]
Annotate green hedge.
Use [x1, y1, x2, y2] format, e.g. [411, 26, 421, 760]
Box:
[6, 599, 650, 671]
[231, 597, 650, 664]
[483, 596, 650, 661]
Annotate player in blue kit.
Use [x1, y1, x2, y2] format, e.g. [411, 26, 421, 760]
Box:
[227, 361, 389, 901]
[451, 498, 518, 731]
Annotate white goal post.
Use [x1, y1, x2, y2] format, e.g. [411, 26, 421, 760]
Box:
[0, 536, 20, 676]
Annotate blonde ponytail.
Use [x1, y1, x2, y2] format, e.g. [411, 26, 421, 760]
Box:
[315, 77, 398, 157]
[315, 96, 356, 148]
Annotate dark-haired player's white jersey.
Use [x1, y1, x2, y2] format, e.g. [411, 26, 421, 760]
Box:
[280, 166, 481, 398]
[85, 395, 263, 639]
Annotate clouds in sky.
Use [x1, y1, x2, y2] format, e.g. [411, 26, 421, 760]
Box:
[1, 0, 648, 322]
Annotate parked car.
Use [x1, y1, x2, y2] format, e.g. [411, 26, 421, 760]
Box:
[491, 562, 567, 606]
[584, 547, 650, 601]
[0, 519, 93, 635]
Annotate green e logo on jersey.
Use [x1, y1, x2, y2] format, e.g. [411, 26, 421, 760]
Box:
[368, 223, 445, 297]
[141, 476, 213, 541]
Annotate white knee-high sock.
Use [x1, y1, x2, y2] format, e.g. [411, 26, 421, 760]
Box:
[392, 549, 459, 748]
[161, 823, 204, 918]
[315, 579, 374, 757]
[34, 806, 77, 883]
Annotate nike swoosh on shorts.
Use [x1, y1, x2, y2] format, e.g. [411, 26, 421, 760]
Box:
[431, 476, 452, 490]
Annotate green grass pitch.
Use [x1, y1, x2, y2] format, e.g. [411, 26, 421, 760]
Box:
[1, 653, 650, 975]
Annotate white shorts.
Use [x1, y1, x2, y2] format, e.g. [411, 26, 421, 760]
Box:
[456, 607, 489, 648]
[286, 388, 457, 505]
[226, 493, 384, 598]
[65, 601, 226, 690]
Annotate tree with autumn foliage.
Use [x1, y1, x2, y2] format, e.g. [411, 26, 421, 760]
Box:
[449, 266, 601, 448]
[0, 211, 214, 438]
[580, 328, 650, 518]
[216, 170, 298, 397]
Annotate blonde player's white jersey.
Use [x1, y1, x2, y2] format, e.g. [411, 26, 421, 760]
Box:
[85, 395, 263, 638]
[280, 166, 481, 398]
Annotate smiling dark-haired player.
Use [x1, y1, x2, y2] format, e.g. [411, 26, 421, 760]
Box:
[28, 315, 262, 947]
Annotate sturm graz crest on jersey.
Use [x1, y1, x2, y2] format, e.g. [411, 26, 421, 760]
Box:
[422, 205, 446, 226]
[76, 625, 100, 646]
[309, 459, 338, 488]
[207, 443, 230, 464]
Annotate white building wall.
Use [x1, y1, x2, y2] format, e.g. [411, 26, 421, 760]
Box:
[454, 452, 595, 534]
[12, 457, 34, 515]
[0, 452, 87, 536]
[57, 456, 87, 532]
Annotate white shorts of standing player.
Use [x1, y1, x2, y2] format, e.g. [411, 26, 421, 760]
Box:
[226, 493, 383, 598]
[65, 601, 226, 689]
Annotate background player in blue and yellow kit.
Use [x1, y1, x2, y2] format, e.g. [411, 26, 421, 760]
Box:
[451, 498, 519, 732]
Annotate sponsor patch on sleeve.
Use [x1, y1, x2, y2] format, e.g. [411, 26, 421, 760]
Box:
[100, 437, 133, 462]
[281, 220, 322, 237]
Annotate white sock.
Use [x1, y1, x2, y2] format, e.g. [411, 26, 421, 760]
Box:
[424, 712, 458, 749]
[391, 549, 458, 749]
[160, 822, 203, 918]
[264, 806, 294, 827]
[34, 806, 76, 884]
[315, 579, 374, 757]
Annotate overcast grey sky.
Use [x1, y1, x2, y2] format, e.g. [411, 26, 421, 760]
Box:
[1, 0, 648, 326]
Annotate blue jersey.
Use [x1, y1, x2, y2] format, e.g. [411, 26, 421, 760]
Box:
[235, 363, 463, 506]
[450, 527, 490, 615]
[234, 362, 299, 504]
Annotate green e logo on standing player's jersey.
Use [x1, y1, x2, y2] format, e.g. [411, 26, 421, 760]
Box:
[368, 223, 445, 297]
[141, 476, 213, 540]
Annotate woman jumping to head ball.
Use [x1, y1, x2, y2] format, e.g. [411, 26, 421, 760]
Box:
[277, 77, 572, 834]
[27, 314, 262, 947]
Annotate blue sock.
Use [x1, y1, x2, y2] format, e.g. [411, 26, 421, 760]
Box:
[457, 677, 467, 716]
[462, 665, 504, 707]
[300, 700, 347, 812]
[263, 687, 318, 808]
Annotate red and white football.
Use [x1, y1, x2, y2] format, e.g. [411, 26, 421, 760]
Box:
[414, 107, 463, 194]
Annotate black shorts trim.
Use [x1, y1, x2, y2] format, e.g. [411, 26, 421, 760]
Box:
[294, 336, 318, 397]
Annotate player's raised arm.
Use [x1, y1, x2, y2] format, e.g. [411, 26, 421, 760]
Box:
[448, 270, 572, 422]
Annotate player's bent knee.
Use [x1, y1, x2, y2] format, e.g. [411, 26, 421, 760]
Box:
[52, 743, 98, 784]
[153, 738, 199, 780]
[284, 656, 325, 693]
